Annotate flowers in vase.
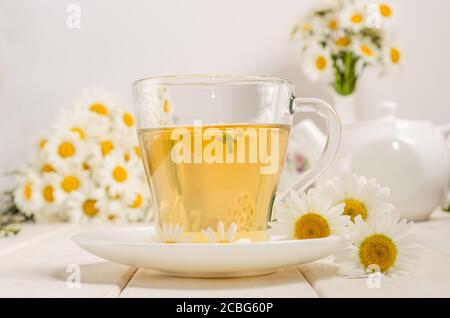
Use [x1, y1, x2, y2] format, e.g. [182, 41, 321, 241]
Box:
[13, 87, 152, 224]
[291, 0, 403, 95]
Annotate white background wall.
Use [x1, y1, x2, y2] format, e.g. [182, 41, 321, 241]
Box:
[1, 0, 450, 174]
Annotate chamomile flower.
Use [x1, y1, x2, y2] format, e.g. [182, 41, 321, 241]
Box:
[44, 131, 87, 168]
[53, 107, 105, 140]
[319, 174, 394, 223]
[339, 2, 367, 31]
[96, 151, 140, 197]
[95, 191, 130, 223]
[334, 211, 420, 277]
[201, 221, 245, 243]
[333, 33, 352, 51]
[269, 189, 350, 240]
[34, 173, 66, 222]
[88, 134, 124, 166]
[352, 38, 379, 64]
[125, 186, 152, 222]
[383, 42, 404, 73]
[13, 168, 42, 216]
[13, 87, 152, 224]
[153, 223, 192, 243]
[79, 87, 117, 117]
[66, 182, 105, 224]
[369, 0, 397, 27]
[112, 107, 136, 135]
[302, 45, 334, 82]
[54, 163, 89, 197]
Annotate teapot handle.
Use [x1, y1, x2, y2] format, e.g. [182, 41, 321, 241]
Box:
[438, 124, 450, 211]
[276, 97, 341, 204]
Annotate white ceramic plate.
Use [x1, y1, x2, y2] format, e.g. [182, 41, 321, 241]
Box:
[72, 227, 346, 278]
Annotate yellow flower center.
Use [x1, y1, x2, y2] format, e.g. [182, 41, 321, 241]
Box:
[82, 162, 90, 170]
[130, 194, 143, 208]
[342, 199, 367, 222]
[301, 23, 310, 32]
[122, 112, 134, 127]
[134, 146, 141, 158]
[82, 199, 98, 217]
[360, 45, 373, 57]
[70, 127, 85, 139]
[328, 20, 338, 30]
[39, 139, 47, 149]
[379, 4, 392, 17]
[294, 213, 330, 239]
[100, 141, 114, 156]
[61, 176, 80, 192]
[335, 36, 350, 47]
[390, 48, 400, 64]
[107, 214, 117, 221]
[163, 100, 170, 113]
[124, 153, 130, 162]
[90, 103, 108, 115]
[315, 56, 327, 71]
[112, 166, 128, 183]
[359, 234, 397, 272]
[24, 183, 32, 200]
[41, 164, 55, 173]
[58, 142, 75, 158]
[42, 185, 54, 203]
[350, 14, 363, 24]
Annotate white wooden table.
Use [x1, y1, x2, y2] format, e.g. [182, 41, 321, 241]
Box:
[1, 210, 450, 298]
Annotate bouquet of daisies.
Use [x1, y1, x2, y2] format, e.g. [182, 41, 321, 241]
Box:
[291, 0, 402, 95]
[12, 88, 152, 224]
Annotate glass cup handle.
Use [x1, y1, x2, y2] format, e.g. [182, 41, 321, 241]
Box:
[277, 97, 341, 204]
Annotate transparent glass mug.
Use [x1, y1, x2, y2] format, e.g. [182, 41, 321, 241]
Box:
[133, 75, 340, 242]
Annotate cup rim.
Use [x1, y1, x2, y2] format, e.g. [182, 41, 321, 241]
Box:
[132, 74, 294, 87]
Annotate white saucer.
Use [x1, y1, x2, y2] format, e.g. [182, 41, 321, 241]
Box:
[72, 227, 346, 278]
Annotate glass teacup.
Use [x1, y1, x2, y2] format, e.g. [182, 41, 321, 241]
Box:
[133, 75, 340, 242]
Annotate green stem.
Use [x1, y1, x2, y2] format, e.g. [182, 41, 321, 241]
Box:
[333, 51, 359, 96]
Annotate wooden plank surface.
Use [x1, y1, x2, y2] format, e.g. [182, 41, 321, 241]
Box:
[120, 267, 318, 298]
[0, 226, 136, 297]
[0, 209, 448, 297]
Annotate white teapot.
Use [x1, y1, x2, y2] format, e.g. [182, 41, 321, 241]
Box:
[292, 101, 450, 221]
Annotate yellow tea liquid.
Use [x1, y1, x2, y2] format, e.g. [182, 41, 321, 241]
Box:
[138, 123, 289, 241]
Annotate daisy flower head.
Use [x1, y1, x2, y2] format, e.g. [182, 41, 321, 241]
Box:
[34, 173, 66, 222]
[319, 174, 394, 223]
[339, 1, 368, 32]
[269, 189, 350, 240]
[201, 221, 242, 243]
[301, 44, 334, 82]
[111, 107, 136, 136]
[13, 168, 42, 216]
[54, 163, 89, 198]
[334, 211, 420, 277]
[88, 132, 126, 167]
[95, 150, 140, 198]
[153, 223, 192, 243]
[124, 184, 152, 222]
[53, 107, 107, 141]
[79, 86, 117, 118]
[365, 0, 397, 29]
[352, 37, 379, 64]
[382, 41, 404, 73]
[95, 190, 130, 224]
[66, 181, 105, 224]
[43, 130, 87, 168]
[332, 30, 352, 52]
